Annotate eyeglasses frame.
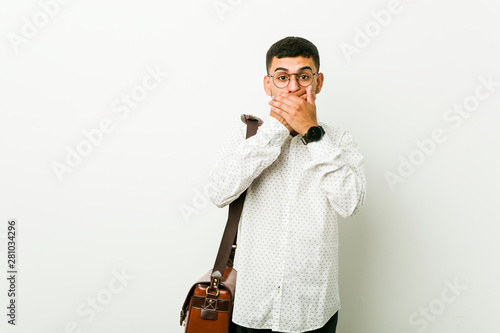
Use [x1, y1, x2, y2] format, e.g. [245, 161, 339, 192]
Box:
[268, 70, 320, 88]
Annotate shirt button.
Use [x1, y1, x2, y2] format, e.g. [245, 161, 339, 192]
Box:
[280, 257, 284, 263]
[283, 227, 287, 232]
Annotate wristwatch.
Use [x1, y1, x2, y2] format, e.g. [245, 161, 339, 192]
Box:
[301, 125, 325, 145]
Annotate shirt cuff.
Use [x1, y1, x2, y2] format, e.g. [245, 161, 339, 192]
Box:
[304, 132, 342, 164]
[253, 115, 290, 147]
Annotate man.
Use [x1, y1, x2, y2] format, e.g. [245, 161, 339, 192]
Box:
[208, 36, 366, 333]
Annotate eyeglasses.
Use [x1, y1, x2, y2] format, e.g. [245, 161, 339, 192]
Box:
[268, 70, 319, 89]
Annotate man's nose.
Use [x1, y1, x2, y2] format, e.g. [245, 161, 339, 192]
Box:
[287, 74, 301, 93]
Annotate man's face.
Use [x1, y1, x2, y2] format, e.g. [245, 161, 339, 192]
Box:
[264, 56, 324, 98]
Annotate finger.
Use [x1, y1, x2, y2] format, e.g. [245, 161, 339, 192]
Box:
[273, 93, 303, 108]
[306, 85, 316, 105]
[271, 106, 284, 118]
[270, 105, 292, 123]
[270, 110, 285, 121]
[269, 99, 294, 114]
[292, 90, 307, 99]
[271, 110, 292, 126]
[269, 104, 290, 117]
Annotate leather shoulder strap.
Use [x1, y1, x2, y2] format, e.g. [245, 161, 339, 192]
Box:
[210, 115, 261, 289]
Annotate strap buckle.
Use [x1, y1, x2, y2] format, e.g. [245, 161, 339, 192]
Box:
[205, 286, 220, 297]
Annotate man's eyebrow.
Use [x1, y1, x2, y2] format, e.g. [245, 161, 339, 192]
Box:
[298, 66, 313, 72]
[274, 66, 314, 73]
[274, 67, 288, 72]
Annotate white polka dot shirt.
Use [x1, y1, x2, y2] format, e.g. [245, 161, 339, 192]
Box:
[208, 115, 366, 332]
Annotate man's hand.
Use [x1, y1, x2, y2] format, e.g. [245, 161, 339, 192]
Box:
[269, 90, 308, 136]
[268, 85, 318, 136]
[270, 110, 297, 135]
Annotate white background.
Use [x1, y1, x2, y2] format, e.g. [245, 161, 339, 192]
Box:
[1, 0, 499, 332]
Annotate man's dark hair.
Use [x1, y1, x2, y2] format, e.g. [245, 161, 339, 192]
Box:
[266, 36, 320, 74]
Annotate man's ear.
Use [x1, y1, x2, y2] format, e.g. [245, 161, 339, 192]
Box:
[264, 75, 272, 96]
[315, 72, 325, 94]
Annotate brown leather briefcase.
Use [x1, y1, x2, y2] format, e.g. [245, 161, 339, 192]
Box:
[180, 115, 262, 333]
[180, 267, 236, 333]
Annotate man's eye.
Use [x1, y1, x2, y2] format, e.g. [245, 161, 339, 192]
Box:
[277, 75, 288, 81]
[299, 74, 310, 80]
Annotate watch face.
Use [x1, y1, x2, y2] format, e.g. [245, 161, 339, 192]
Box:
[308, 127, 322, 141]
